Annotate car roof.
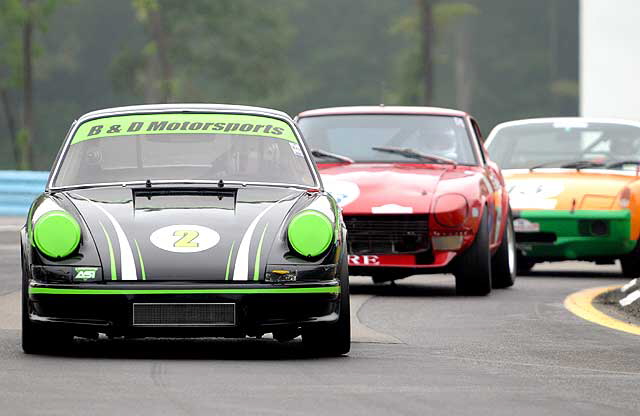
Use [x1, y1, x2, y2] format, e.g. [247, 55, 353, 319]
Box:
[485, 117, 640, 147]
[491, 116, 640, 130]
[297, 105, 468, 118]
[77, 103, 292, 123]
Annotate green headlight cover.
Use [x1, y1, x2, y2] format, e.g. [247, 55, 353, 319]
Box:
[287, 210, 333, 257]
[33, 211, 81, 258]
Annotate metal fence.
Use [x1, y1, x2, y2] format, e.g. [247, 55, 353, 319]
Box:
[0, 171, 49, 216]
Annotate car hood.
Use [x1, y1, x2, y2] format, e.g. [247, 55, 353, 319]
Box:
[318, 163, 456, 215]
[63, 186, 304, 281]
[503, 169, 635, 210]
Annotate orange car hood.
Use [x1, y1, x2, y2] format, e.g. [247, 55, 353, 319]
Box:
[503, 169, 636, 210]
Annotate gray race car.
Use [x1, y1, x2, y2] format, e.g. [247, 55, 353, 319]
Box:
[21, 104, 350, 355]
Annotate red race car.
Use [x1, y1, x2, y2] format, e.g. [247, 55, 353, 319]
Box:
[296, 106, 514, 295]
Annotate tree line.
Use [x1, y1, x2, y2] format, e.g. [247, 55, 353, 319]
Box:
[0, 0, 578, 170]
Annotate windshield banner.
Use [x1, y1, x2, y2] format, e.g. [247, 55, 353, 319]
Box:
[71, 113, 297, 144]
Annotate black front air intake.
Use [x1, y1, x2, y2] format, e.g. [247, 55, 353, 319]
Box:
[132, 303, 236, 327]
[515, 232, 557, 243]
[343, 214, 430, 254]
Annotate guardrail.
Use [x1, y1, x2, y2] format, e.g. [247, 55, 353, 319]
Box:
[0, 171, 49, 216]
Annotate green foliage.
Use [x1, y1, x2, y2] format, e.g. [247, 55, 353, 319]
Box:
[386, 1, 479, 105]
[0, 0, 27, 88]
[16, 128, 29, 170]
[551, 79, 579, 98]
[132, 0, 159, 21]
[111, 0, 295, 107]
[0, 0, 60, 86]
[436, 2, 479, 26]
[0, 0, 66, 169]
[387, 0, 578, 131]
[0, 0, 579, 169]
[284, 0, 413, 111]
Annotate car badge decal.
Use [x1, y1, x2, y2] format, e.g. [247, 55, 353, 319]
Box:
[150, 225, 220, 253]
[74, 267, 99, 281]
[322, 176, 360, 207]
[507, 180, 564, 209]
[289, 142, 304, 157]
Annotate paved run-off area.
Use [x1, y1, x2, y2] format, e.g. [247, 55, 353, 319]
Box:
[1, 220, 639, 415]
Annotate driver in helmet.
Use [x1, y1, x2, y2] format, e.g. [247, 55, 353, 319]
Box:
[416, 127, 458, 160]
[609, 136, 640, 160]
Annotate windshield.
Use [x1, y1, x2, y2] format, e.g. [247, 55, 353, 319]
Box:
[487, 121, 640, 170]
[53, 113, 315, 187]
[297, 114, 478, 165]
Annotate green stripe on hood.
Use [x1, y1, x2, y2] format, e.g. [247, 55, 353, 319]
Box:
[253, 224, 269, 281]
[99, 221, 117, 280]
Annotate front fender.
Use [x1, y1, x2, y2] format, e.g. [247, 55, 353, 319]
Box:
[25, 193, 103, 279]
[265, 191, 343, 272]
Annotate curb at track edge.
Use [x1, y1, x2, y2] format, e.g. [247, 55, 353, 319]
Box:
[564, 285, 640, 336]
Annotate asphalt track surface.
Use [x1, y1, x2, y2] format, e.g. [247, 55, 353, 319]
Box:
[1, 217, 639, 415]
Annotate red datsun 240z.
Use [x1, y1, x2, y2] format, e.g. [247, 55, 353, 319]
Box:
[296, 106, 514, 295]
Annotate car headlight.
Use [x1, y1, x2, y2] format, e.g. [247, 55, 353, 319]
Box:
[34, 210, 81, 258]
[434, 194, 468, 228]
[287, 210, 333, 257]
[619, 187, 631, 209]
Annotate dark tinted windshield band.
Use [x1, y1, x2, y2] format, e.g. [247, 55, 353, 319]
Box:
[72, 113, 298, 144]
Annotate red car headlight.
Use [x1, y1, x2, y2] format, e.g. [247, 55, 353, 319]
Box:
[434, 194, 468, 228]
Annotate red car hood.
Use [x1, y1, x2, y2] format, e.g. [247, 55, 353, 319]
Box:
[319, 163, 448, 215]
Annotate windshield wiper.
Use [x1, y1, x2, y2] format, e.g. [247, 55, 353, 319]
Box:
[560, 160, 605, 169]
[311, 149, 354, 164]
[371, 146, 457, 166]
[529, 159, 605, 170]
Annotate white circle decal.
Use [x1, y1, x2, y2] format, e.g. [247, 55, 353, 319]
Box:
[322, 176, 360, 207]
[507, 180, 564, 209]
[150, 225, 220, 253]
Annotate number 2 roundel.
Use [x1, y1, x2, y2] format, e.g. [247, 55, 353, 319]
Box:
[150, 225, 220, 253]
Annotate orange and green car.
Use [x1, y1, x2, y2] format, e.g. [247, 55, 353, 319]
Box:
[486, 118, 640, 276]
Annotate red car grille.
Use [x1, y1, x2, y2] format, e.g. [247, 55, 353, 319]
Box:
[343, 215, 430, 254]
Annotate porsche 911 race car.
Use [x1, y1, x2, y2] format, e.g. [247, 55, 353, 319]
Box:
[296, 106, 515, 295]
[21, 104, 350, 355]
[486, 117, 640, 276]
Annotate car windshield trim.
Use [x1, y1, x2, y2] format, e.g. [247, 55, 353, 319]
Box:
[50, 180, 318, 193]
[314, 160, 477, 166]
[487, 121, 640, 170]
[297, 113, 479, 166]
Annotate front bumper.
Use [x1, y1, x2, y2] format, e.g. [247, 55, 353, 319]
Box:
[27, 281, 341, 337]
[347, 251, 457, 275]
[514, 209, 635, 260]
